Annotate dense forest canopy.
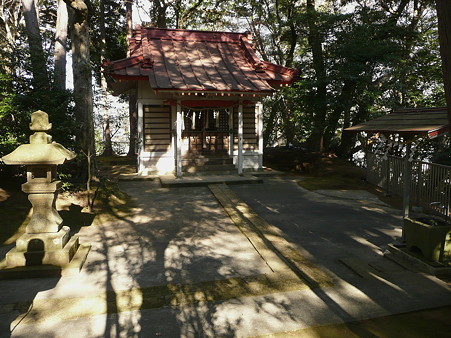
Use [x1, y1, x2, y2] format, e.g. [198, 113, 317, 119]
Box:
[0, 0, 448, 169]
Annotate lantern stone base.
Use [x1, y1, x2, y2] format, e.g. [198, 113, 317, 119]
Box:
[0, 226, 91, 279]
[0, 244, 90, 279]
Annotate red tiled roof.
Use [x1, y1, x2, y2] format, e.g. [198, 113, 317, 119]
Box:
[104, 27, 298, 94]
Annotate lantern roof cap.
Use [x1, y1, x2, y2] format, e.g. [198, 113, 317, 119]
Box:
[1, 110, 75, 166]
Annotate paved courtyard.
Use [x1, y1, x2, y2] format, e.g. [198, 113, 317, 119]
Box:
[0, 175, 450, 337]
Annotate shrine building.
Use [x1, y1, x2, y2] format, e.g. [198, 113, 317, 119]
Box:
[104, 26, 298, 176]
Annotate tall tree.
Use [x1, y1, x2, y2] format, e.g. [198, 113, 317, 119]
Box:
[305, 0, 327, 152]
[436, 0, 451, 126]
[126, 0, 138, 157]
[99, 0, 114, 156]
[64, 0, 95, 177]
[22, 0, 49, 88]
[0, 0, 21, 74]
[54, 0, 68, 90]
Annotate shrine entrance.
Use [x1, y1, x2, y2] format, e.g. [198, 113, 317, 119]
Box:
[182, 108, 231, 154]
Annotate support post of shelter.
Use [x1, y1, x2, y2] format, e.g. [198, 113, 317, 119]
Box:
[238, 101, 244, 175]
[176, 100, 182, 178]
[402, 140, 413, 241]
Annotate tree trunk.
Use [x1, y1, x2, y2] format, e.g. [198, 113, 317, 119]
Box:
[436, 0, 451, 126]
[54, 0, 68, 90]
[22, 0, 49, 88]
[127, 94, 138, 157]
[0, 3, 21, 74]
[99, 0, 114, 156]
[64, 0, 95, 178]
[324, 80, 356, 150]
[126, 1, 138, 157]
[126, 0, 133, 53]
[155, 0, 167, 28]
[263, 104, 279, 148]
[306, 0, 327, 153]
[339, 105, 354, 158]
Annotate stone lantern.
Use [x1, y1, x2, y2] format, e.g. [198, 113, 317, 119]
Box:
[1, 110, 90, 274]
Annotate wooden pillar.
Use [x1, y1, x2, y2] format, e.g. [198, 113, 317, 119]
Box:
[137, 101, 144, 172]
[256, 102, 264, 169]
[229, 107, 234, 157]
[238, 101, 243, 175]
[436, 0, 451, 126]
[176, 100, 182, 178]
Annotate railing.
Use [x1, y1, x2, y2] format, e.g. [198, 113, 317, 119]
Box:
[367, 153, 451, 220]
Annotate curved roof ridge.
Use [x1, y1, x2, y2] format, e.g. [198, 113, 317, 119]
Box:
[105, 27, 298, 95]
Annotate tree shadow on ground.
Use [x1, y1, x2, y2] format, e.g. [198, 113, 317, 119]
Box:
[79, 182, 254, 336]
[89, 179, 419, 337]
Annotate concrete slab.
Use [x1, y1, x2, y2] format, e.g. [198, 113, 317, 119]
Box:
[314, 189, 389, 206]
[386, 244, 451, 277]
[159, 174, 263, 187]
[118, 173, 159, 181]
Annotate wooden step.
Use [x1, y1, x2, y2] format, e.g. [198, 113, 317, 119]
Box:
[183, 170, 238, 177]
[182, 156, 233, 166]
[183, 164, 236, 174]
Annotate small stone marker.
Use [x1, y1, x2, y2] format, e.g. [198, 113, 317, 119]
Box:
[1, 110, 90, 277]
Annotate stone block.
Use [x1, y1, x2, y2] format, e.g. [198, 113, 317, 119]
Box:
[405, 217, 451, 263]
[15, 226, 71, 252]
[6, 235, 80, 268]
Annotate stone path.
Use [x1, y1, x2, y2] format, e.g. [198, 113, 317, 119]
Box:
[0, 176, 450, 337]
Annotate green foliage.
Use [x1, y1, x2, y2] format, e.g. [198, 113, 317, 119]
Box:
[89, 0, 127, 85]
[243, 1, 445, 153]
[0, 74, 29, 156]
[0, 71, 76, 157]
[1, 0, 447, 170]
[425, 136, 451, 166]
[0, 0, 77, 172]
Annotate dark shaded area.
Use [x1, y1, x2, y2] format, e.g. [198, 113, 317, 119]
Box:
[281, 305, 451, 337]
[0, 173, 29, 246]
[263, 146, 321, 173]
[25, 239, 45, 266]
[59, 203, 95, 234]
[0, 276, 60, 335]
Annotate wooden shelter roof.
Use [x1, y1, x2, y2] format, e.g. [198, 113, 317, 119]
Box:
[344, 107, 450, 138]
[104, 27, 298, 95]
